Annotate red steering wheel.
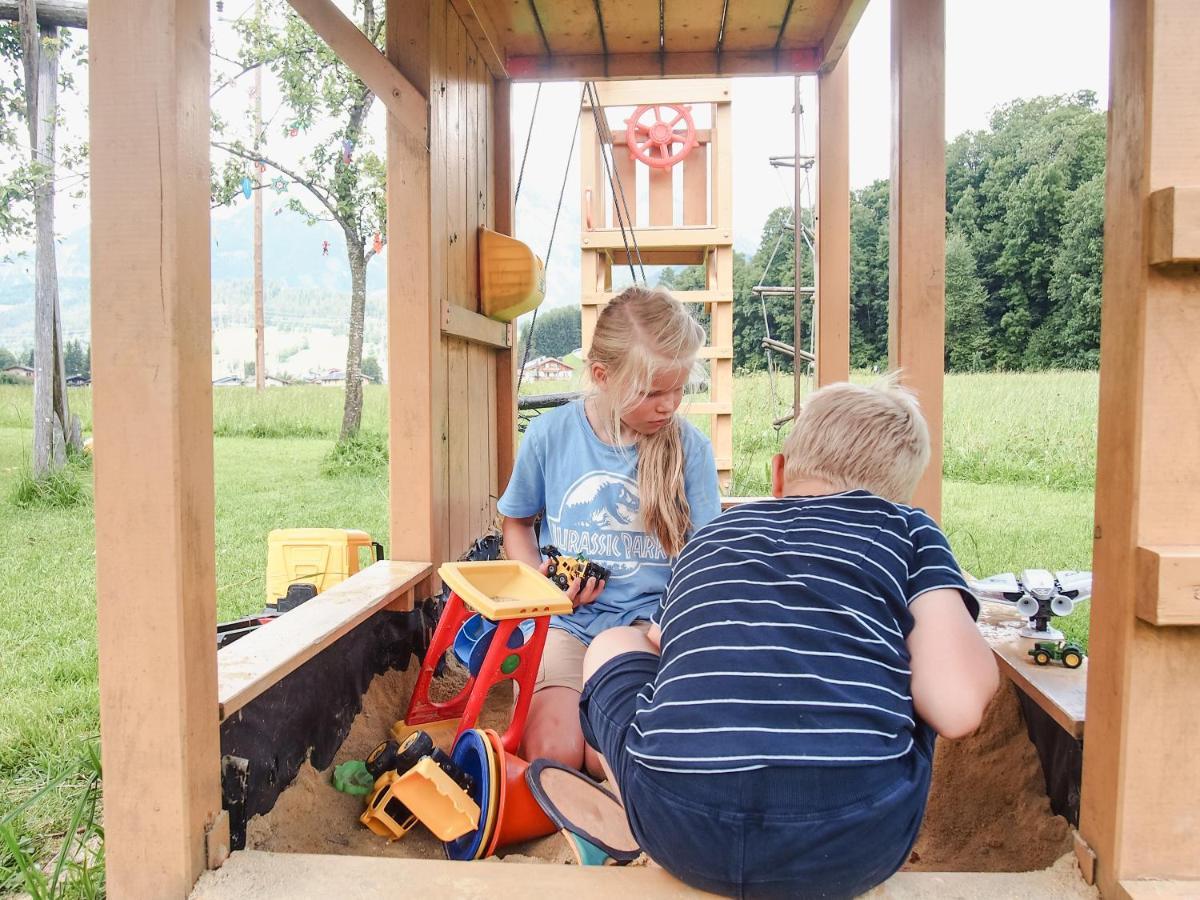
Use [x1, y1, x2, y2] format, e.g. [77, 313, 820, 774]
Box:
[625, 104, 698, 170]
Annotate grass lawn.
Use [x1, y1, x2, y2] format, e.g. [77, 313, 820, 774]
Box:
[0, 371, 1099, 892]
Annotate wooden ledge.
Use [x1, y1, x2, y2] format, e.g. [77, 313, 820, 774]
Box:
[991, 638, 1087, 740]
[217, 560, 432, 720]
[193, 850, 1096, 898]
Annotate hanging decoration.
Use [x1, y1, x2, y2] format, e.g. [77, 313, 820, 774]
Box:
[288, 122, 300, 137]
[322, 240, 330, 257]
[274, 207, 283, 216]
[272, 176, 288, 195]
[241, 176, 252, 200]
[216, 0, 224, 12]
[342, 139, 354, 164]
[254, 161, 267, 174]
[373, 232, 383, 254]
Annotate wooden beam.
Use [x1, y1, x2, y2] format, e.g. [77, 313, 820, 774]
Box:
[387, 0, 431, 98]
[0, 0, 86, 28]
[1135, 545, 1200, 626]
[386, 0, 442, 587]
[581, 226, 732, 251]
[506, 48, 820, 82]
[447, 0, 505, 78]
[441, 301, 511, 349]
[217, 561, 432, 719]
[90, 0, 221, 893]
[286, 0, 427, 139]
[815, 54, 850, 386]
[1147, 186, 1200, 266]
[493, 78, 517, 494]
[594, 79, 731, 107]
[583, 289, 728, 306]
[819, 0, 871, 74]
[888, 0, 945, 519]
[1080, 3, 1200, 892]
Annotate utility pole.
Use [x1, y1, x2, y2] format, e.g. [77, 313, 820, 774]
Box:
[253, 0, 265, 391]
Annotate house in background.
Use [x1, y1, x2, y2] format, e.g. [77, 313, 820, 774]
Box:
[308, 368, 374, 387]
[3, 364, 34, 381]
[520, 356, 573, 381]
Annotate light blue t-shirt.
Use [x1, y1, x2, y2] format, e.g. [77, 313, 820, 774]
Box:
[498, 400, 721, 644]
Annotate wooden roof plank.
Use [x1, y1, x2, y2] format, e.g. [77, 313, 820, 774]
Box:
[507, 47, 819, 80]
[663, 0, 724, 53]
[599, 0, 661, 55]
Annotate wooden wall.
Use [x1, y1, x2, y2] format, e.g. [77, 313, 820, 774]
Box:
[429, 1, 499, 561]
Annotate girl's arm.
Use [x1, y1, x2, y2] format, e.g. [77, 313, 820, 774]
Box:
[501, 515, 606, 609]
[906, 588, 999, 739]
[501, 515, 542, 569]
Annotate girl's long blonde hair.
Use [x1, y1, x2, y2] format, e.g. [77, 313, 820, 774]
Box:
[586, 286, 705, 557]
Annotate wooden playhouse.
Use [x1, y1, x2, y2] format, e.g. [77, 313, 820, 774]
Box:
[87, 0, 1199, 895]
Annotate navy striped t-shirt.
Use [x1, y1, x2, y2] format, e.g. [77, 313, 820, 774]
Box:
[629, 490, 978, 774]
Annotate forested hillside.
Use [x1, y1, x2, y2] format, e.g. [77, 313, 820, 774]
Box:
[659, 91, 1106, 374]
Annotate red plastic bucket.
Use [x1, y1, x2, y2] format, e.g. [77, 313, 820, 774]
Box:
[483, 728, 557, 855]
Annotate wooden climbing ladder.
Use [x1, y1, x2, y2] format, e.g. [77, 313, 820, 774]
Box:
[579, 80, 735, 492]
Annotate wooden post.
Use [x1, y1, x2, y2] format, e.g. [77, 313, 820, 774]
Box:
[90, 0, 224, 893]
[386, 0, 439, 588]
[493, 77, 518, 492]
[815, 53, 850, 387]
[1079, 1, 1200, 895]
[888, 0, 944, 518]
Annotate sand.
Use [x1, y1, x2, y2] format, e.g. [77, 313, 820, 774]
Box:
[249, 644, 1073, 874]
[906, 680, 1073, 872]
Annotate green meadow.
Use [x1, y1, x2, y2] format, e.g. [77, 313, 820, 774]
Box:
[0, 371, 1097, 893]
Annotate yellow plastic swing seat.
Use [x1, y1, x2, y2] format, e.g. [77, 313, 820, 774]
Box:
[478, 227, 546, 322]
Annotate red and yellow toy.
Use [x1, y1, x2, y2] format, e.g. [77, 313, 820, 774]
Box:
[397, 560, 573, 755]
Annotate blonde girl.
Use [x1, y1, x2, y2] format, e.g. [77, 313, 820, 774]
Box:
[499, 286, 720, 775]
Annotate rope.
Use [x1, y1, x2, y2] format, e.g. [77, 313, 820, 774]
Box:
[754, 215, 793, 425]
[513, 82, 542, 207]
[517, 84, 586, 396]
[585, 81, 646, 284]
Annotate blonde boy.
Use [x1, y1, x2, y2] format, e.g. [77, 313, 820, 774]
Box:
[578, 377, 998, 899]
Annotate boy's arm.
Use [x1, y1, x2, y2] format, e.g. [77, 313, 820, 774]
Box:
[906, 588, 999, 739]
[500, 515, 542, 569]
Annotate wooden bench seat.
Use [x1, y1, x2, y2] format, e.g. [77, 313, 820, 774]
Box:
[217, 560, 432, 720]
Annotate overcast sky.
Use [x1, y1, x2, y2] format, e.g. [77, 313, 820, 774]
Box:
[6, 0, 1109, 300]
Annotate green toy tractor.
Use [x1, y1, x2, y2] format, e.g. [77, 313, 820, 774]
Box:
[1028, 640, 1085, 669]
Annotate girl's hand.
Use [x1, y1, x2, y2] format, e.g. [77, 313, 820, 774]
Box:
[568, 575, 605, 610]
[538, 560, 605, 610]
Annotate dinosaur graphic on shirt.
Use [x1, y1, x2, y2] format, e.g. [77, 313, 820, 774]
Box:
[547, 471, 669, 578]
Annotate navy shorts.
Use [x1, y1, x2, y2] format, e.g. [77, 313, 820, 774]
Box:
[579, 651, 935, 900]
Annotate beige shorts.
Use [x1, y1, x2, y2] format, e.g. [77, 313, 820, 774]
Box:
[534, 621, 652, 694]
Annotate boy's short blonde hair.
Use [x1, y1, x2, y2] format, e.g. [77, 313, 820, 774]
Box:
[781, 373, 930, 503]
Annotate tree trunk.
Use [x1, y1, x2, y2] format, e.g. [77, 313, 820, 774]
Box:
[253, 0, 265, 391]
[340, 237, 367, 441]
[22, 9, 77, 477]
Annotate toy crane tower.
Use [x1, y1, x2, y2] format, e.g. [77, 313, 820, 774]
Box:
[579, 81, 735, 492]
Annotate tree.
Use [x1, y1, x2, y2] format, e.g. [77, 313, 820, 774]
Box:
[361, 354, 382, 383]
[0, 346, 14, 369]
[212, 0, 387, 441]
[63, 338, 86, 376]
[848, 180, 889, 369]
[517, 305, 582, 361]
[944, 231, 991, 371]
[0, 4, 87, 475]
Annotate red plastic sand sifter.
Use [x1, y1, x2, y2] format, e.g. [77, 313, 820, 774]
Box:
[396, 561, 573, 755]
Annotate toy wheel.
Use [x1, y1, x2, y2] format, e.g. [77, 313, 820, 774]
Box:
[625, 104, 698, 170]
[546, 562, 557, 578]
[1033, 650, 1051, 666]
[554, 574, 570, 591]
[395, 730, 434, 774]
[365, 739, 399, 779]
[1062, 650, 1083, 669]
